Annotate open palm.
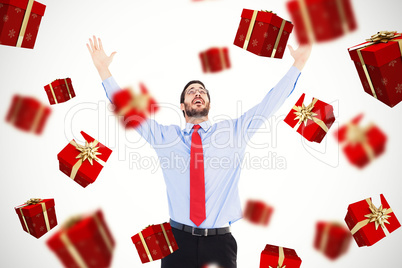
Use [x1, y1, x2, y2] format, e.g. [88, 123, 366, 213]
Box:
[86, 35, 116, 70]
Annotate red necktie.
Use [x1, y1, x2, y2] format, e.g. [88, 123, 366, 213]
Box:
[190, 125, 206, 226]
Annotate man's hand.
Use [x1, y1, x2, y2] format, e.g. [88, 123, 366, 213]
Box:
[288, 44, 312, 71]
[86, 35, 116, 81]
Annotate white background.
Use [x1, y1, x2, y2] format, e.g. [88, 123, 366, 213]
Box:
[1, 0, 402, 267]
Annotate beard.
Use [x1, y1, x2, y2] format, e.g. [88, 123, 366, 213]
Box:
[184, 102, 210, 118]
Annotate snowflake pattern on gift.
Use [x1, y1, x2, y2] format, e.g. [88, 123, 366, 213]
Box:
[32, 14, 37, 19]
[146, 236, 151, 240]
[283, 31, 288, 36]
[273, 26, 278, 31]
[264, 32, 268, 38]
[158, 232, 162, 236]
[50, 219, 55, 225]
[0, 4, 3, 8]
[239, 34, 244, 42]
[142, 253, 147, 259]
[33, 223, 36, 227]
[363, 81, 369, 89]
[258, 22, 264, 27]
[396, 84, 402, 93]
[356, 62, 362, 67]
[389, 60, 397, 67]
[40, 226, 45, 232]
[266, 44, 272, 51]
[368, 65, 375, 71]
[25, 33, 32, 41]
[36, 214, 41, 218]
[375, 87, 383, 96]
[137, 241, 141, 246]
[15, 8, 22, 13]
[381, 78, 388, 86]
[8, 29, 15, 38]
[3, 15, 8, 22]
[163, 245, 168, 251]
[171, 241, 176, 247]
[244, 19, 250, 24]
[252, 39, 258, 47]
[152, 249, 158, 256]
[156, 240, 160, 245]
[277, 46, 283, 53]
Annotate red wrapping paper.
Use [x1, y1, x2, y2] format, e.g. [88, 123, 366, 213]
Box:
[335, 114, 387, 168]
[131, 222, 179, 264]
[345, 194, 401, 247]
[233, 9, 293, 58]
[286, 0, 356, 44]
[199, 47, 230, 73]
[113, 83, 159, 128]
[0, 0, 46, 49]
[313, 221, 351, 260]
[284, 93, 335, 143]
[243, 200, 273, 226]
[57, 131, 112, 188]
[44, 78, 76, 105]
[5, 94, 51, 135]
[14, 198, 57, 239]
[348, 34, 402, 107]
[260, 244, 302, 268]
[47, 210, 115, 268]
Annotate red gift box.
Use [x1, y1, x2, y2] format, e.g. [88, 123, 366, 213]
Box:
[44, 78, 76, 105]
[0, 0, 46, 49]
[260, 244, 302, 268]
[131, 222, 179, 264]
[14, 198, 57, 239]
[348, 31, 402, 107]
[314, 221, 351, 260]
[57, 131, 112, 188]
[233, 9, 293, 58]
[345, 194, 401, 247]
[335, 114, 387, 168]
[284, 93, 335, 143]
[199, 47, 230, 73]
[243, 200, 273, 226]
[5, 94, 51, 135]
[113, 83, 159, 128]
[47, 210, 115, 268]
[286, 0, 356, 44]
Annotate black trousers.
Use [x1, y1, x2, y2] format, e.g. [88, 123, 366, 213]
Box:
[161, 227, 237, 268]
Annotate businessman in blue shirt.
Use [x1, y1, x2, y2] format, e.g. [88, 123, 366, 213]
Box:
[87, 36, 311, 268]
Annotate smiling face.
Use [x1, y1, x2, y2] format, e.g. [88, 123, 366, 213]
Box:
[180, 83, 210, 119]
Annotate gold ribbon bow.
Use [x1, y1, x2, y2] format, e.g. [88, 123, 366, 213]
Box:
[117, 89, 151, 117]
[345, 123, 375, 161]
[69, 139, 105, 181]
[18, 198, 50, 234]
[26, 198, 42, 205]
[366, 31, 401, 43]
[292, 98, 329, 132]
[351, 198, 393, 236]
[269, 246, 286, 268]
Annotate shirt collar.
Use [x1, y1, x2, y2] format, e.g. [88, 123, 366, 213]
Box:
[184, 120, 212, 134]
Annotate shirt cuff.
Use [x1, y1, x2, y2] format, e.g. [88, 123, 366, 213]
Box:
[102, 76, 121, 101]
[286, 66, 301, 80]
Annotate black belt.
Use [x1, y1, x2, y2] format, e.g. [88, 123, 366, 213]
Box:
[170, 219, 231, 237]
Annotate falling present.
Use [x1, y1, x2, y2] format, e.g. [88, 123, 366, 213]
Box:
[313, 221, 351, 260]
[260, 244, 302, 268]
[44, 78, 76, 105]
[0, 0, 46, 49]
[199, 47, 231, 73]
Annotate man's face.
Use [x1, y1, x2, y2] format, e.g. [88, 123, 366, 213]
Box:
[181, 83, 210, 118]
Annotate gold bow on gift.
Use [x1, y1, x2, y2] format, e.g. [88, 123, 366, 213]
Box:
[26, 198, 42, 205]
[118, 89, 151, 117]
[74, 141, 102, 165]
[345, 123, 375, 161]
[261, 10, 277, 15]
[292, 99, 329, 132]
[366, 31, 401, 43]
[351, 198, 393, 236]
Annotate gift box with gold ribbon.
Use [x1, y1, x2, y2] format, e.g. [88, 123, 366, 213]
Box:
[57, 131, 112, 188]
[286, 0, 356, 44]
[46, 210, 115, 268]
[14, 198, 57, 239]
[243, 199, 273, 226]
[334, 114, 387, 168]
[233, 9, 293, 59]
[284, 93, 335, 143]
[131, 222, 179, 264]
[345, 194, 401, 247]
[0, 0, 46, 49]
[260, 244, 302, 268]
[199, 47, 231, 73]
[5, 94, 51, 135]
[313, 221, 351, 260]
[112, 83, 159, 129]
[44, 78, 76, 105]
[348, 31, 402, 107]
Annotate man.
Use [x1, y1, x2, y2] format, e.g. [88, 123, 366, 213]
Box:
[87, 36, 311, 268]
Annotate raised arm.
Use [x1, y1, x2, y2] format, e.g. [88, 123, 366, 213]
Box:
[86, 35, 117, 81]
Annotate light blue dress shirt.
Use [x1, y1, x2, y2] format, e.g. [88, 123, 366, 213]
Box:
[103, 66, 301, 228]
